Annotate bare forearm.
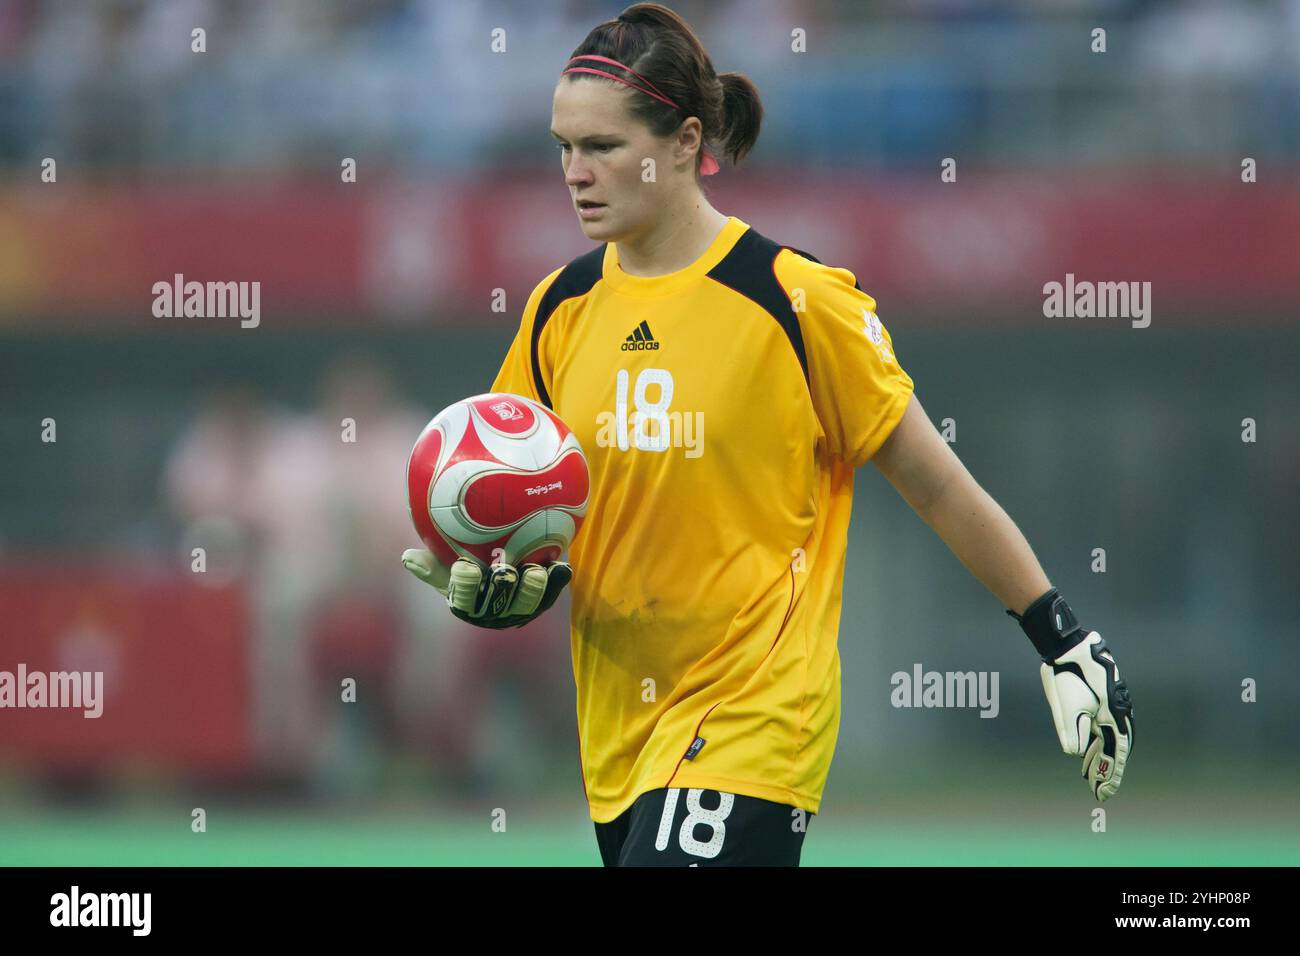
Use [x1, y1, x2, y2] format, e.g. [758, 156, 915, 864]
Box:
[916, 473, 1051, 616]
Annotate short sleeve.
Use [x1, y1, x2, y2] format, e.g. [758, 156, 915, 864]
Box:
[489, 267, 564, 402]
[776, 250, 915, 468]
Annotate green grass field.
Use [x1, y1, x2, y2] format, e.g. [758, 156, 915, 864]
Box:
[2, 809, 1294, 866]
[4, 757, 1295, 866]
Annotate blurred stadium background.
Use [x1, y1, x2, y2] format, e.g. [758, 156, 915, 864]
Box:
[1, 0, 1298, 865]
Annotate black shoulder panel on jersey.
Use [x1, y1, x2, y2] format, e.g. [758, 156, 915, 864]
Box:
[531, 245, 605, 409]
[705, 228, 812, 386]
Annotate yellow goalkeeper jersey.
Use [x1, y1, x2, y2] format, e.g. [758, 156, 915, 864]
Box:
[490, 215, 914, 823]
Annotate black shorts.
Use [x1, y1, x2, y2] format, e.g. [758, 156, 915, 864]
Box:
[594, 787, 811, 866]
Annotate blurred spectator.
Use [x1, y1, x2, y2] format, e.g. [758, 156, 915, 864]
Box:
[157, 356, 576, 803]
[162, 382, 333, 779]
[4, 0, 1296, 176]
[303, 355, 426, 800]
[424, 609, 574, 803]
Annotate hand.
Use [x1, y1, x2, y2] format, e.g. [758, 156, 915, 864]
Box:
[1009, 588, 1134, 801]
[401, 548, 572, 630]
[1040, 631, 1134, 801]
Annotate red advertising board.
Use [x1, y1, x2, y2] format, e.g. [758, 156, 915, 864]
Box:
[1, 174, 1297, 322]
[0, 563, 253, 777]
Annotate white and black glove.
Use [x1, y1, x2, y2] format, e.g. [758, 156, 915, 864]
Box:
[401, 549, 572, 630]
[1009, 588, 1134, 801]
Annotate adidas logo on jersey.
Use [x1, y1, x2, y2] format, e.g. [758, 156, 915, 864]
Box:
[621, 320, 660, 351]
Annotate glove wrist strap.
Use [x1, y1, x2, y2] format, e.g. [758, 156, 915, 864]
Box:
[1006, 587, 1085, 662]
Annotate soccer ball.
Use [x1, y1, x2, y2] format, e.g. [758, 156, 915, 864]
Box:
[406, 392, 589, 569]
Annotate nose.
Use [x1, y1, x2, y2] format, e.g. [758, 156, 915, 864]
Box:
[565, 154, 594, 189]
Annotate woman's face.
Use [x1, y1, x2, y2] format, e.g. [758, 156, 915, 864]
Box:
[551, 78, 686, 243]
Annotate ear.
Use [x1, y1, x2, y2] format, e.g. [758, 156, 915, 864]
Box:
[674, 116, 705, 168]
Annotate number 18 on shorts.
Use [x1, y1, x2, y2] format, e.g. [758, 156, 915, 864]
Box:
[594, 787, 811, 867]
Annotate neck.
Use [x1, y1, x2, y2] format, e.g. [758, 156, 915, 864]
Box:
[615, 197, 730, 277]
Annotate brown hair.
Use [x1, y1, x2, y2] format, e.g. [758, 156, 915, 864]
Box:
[563, 3, 763, 173]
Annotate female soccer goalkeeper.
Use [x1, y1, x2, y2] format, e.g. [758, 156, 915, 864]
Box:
[402, 2, 1133, 867]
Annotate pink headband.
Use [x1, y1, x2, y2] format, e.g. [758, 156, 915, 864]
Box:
[561, 54, 720, 175]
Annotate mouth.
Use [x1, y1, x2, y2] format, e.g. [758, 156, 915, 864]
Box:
[576, 200, 606, 211]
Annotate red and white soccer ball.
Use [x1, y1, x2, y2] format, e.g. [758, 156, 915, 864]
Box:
[406, 393, 589, 570]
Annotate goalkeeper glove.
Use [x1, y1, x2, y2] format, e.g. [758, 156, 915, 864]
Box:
[1008, 587, 1134, 801]
[401, 548, 572, 630]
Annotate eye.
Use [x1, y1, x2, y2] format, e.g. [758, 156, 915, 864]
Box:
[555, 142, 570, 154]
[593, 143, 613, 153]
